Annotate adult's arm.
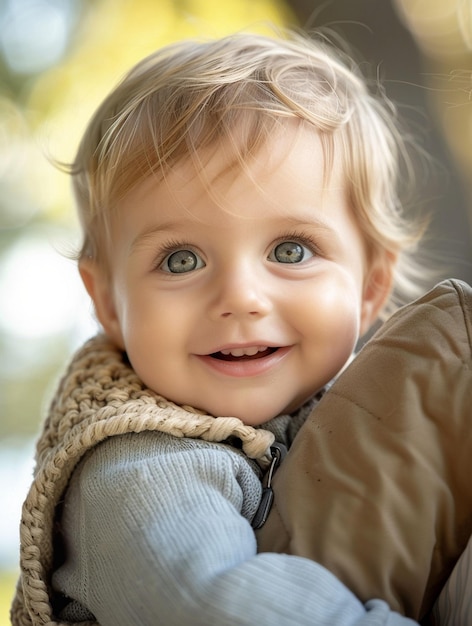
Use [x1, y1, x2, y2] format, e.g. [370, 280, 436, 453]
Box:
[53, 431, 418, 626]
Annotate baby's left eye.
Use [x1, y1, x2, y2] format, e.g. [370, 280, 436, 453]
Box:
[269, 241, 314, 264]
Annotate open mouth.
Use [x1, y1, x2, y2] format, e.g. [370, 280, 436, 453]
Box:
[210, 347, 278, 362]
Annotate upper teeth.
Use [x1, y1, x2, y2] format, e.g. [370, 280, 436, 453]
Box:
[220, 346, 268, 357]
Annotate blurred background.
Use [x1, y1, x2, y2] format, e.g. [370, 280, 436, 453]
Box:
[1, 0, 472, 622]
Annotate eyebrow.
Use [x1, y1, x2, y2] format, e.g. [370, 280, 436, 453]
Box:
[283, 215, 343, 243]
[130, 222, 183, 252]
[130, 213, 342, 252]
[285, 214, 337, 231]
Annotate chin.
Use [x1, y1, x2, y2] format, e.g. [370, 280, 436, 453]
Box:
[226, 406, 287, 427]
[239, 416, 275, 427]
[198, 393, 312, 426]
[199, 403, 273, 426]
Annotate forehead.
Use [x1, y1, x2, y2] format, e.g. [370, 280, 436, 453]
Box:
[111, 124, 351, 247]
[136, 123, 340, 213]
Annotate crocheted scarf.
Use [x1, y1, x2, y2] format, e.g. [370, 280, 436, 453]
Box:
[11, 334, 275, 626]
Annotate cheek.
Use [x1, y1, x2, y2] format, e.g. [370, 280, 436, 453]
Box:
[118, 287, 201, 391]
[123, 326, 176, 397]
[302, 274, 362, 353]
[113, 287, 173, 367]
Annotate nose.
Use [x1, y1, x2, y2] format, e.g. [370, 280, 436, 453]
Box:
[208, 262, 273, 320]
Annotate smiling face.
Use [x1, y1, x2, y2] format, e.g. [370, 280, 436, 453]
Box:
[81, 125, 392, 425]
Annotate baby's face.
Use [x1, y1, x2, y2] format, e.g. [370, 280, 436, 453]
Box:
[92, 127, 386, 425]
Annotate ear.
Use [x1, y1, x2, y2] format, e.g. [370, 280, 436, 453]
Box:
[359, 251, 396, 337]
[79, 258, 125, 348]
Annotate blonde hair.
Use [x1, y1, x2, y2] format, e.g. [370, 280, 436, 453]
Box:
[70, 29, 427, 315]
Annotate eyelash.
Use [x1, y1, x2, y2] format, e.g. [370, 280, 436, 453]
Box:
[272, 231, 322, 257]
[154, 239, 199, 265]
[153, 231, 322, 271]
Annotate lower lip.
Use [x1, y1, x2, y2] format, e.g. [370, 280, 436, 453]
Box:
[195, 346, 292, 378]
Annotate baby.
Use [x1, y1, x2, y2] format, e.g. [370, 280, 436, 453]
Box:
[12, 29, 428, 626]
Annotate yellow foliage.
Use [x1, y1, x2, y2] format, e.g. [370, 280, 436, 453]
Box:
[0, 570, 17, 626]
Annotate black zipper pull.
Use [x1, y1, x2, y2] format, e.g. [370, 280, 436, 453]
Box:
[252, 443, 287, 530]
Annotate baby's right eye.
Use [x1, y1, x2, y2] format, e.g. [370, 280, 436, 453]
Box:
[160, 249, 205, 274]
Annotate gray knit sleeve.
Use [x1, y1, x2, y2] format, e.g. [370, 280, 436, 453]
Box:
[52, 430, 418, 626]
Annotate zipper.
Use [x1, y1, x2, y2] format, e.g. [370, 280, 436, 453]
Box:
[251, 442, 287, 530]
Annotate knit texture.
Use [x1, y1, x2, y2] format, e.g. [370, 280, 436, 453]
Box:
[11, 334, 275, 626]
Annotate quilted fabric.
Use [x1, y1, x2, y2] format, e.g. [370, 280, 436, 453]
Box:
[257, 279, 472, 622]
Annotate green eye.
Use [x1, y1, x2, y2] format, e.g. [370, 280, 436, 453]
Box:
[270, 241, 312, 264]
[161, 250, 205, 273]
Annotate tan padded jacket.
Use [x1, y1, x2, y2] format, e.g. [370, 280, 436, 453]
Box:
[256, 279, 472, 622]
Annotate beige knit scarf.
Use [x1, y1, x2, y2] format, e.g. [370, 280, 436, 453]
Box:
[11, 334, 275, 626]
